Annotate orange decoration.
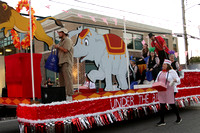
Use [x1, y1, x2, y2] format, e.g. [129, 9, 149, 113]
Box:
[11, 0, 36, 49]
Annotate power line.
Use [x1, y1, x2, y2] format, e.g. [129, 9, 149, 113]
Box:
[20, 13, 200, 40]
[47, 0, 200, 38]
[20, 13, 171, 35]
[48, 0, 190, 27]
[74, 0, 147, 17]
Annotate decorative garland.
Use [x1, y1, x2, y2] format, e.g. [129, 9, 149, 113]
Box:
[17, 87, 200, 124]
[11, 0, 36, 49]
[16, 70, 200, 132]
[17, 96, 200, 132]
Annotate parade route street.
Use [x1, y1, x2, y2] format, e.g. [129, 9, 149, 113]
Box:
[86, 104, 200, 133]
[0, 119, 20, 133]
[0, 104, 200, 133]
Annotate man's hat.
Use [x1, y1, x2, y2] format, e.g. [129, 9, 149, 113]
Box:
[148, 33, 155, 38]
[57, 28, 68, 34]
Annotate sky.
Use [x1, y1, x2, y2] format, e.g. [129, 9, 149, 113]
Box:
[4, 0, 200, 64]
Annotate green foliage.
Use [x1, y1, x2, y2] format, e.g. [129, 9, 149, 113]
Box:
[189, 56, 200, 63]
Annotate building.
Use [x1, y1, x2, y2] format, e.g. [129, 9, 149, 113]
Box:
[0, 9, 179, 91]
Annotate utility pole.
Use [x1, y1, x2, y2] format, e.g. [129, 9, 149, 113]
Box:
[182, 0, 189, 68]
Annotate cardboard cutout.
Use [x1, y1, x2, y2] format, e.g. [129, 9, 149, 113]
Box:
[0, 1, 62, 47]
[69, 26, 128, 91]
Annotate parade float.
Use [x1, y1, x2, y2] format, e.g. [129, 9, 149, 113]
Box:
[16, 70, 200, 132]
[0, 0, 200, 133]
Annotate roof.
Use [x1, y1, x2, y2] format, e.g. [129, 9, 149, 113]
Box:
[41, 8, 172, 34]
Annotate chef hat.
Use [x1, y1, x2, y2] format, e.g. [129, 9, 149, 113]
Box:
[163, 59, 171, 65]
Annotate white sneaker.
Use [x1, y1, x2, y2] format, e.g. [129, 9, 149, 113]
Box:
[157, 121, 166, 126]
[175, 118, 182, 124]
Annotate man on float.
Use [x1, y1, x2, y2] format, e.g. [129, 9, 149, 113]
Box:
[148, 33, 169, 66]
[55, 28, 74, 101]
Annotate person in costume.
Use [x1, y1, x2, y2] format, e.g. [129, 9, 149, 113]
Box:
[137, 43, 149, 64]
[55, 28, 74, 101]
[169, 50, 180, 95]
[139, 47, 160, 84]
[129, 56, 141, 82]
[169, 50, 180, 76]
[148, 33, 169, 66]
[155, 59, 181, 126]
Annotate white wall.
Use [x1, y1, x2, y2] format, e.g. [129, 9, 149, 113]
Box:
[0, 56, 5, 96]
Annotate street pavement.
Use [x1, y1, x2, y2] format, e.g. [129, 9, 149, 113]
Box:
[0, 119, 20, 133]
[0, 104, 200, 133]
[85, 104, 200, 133]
